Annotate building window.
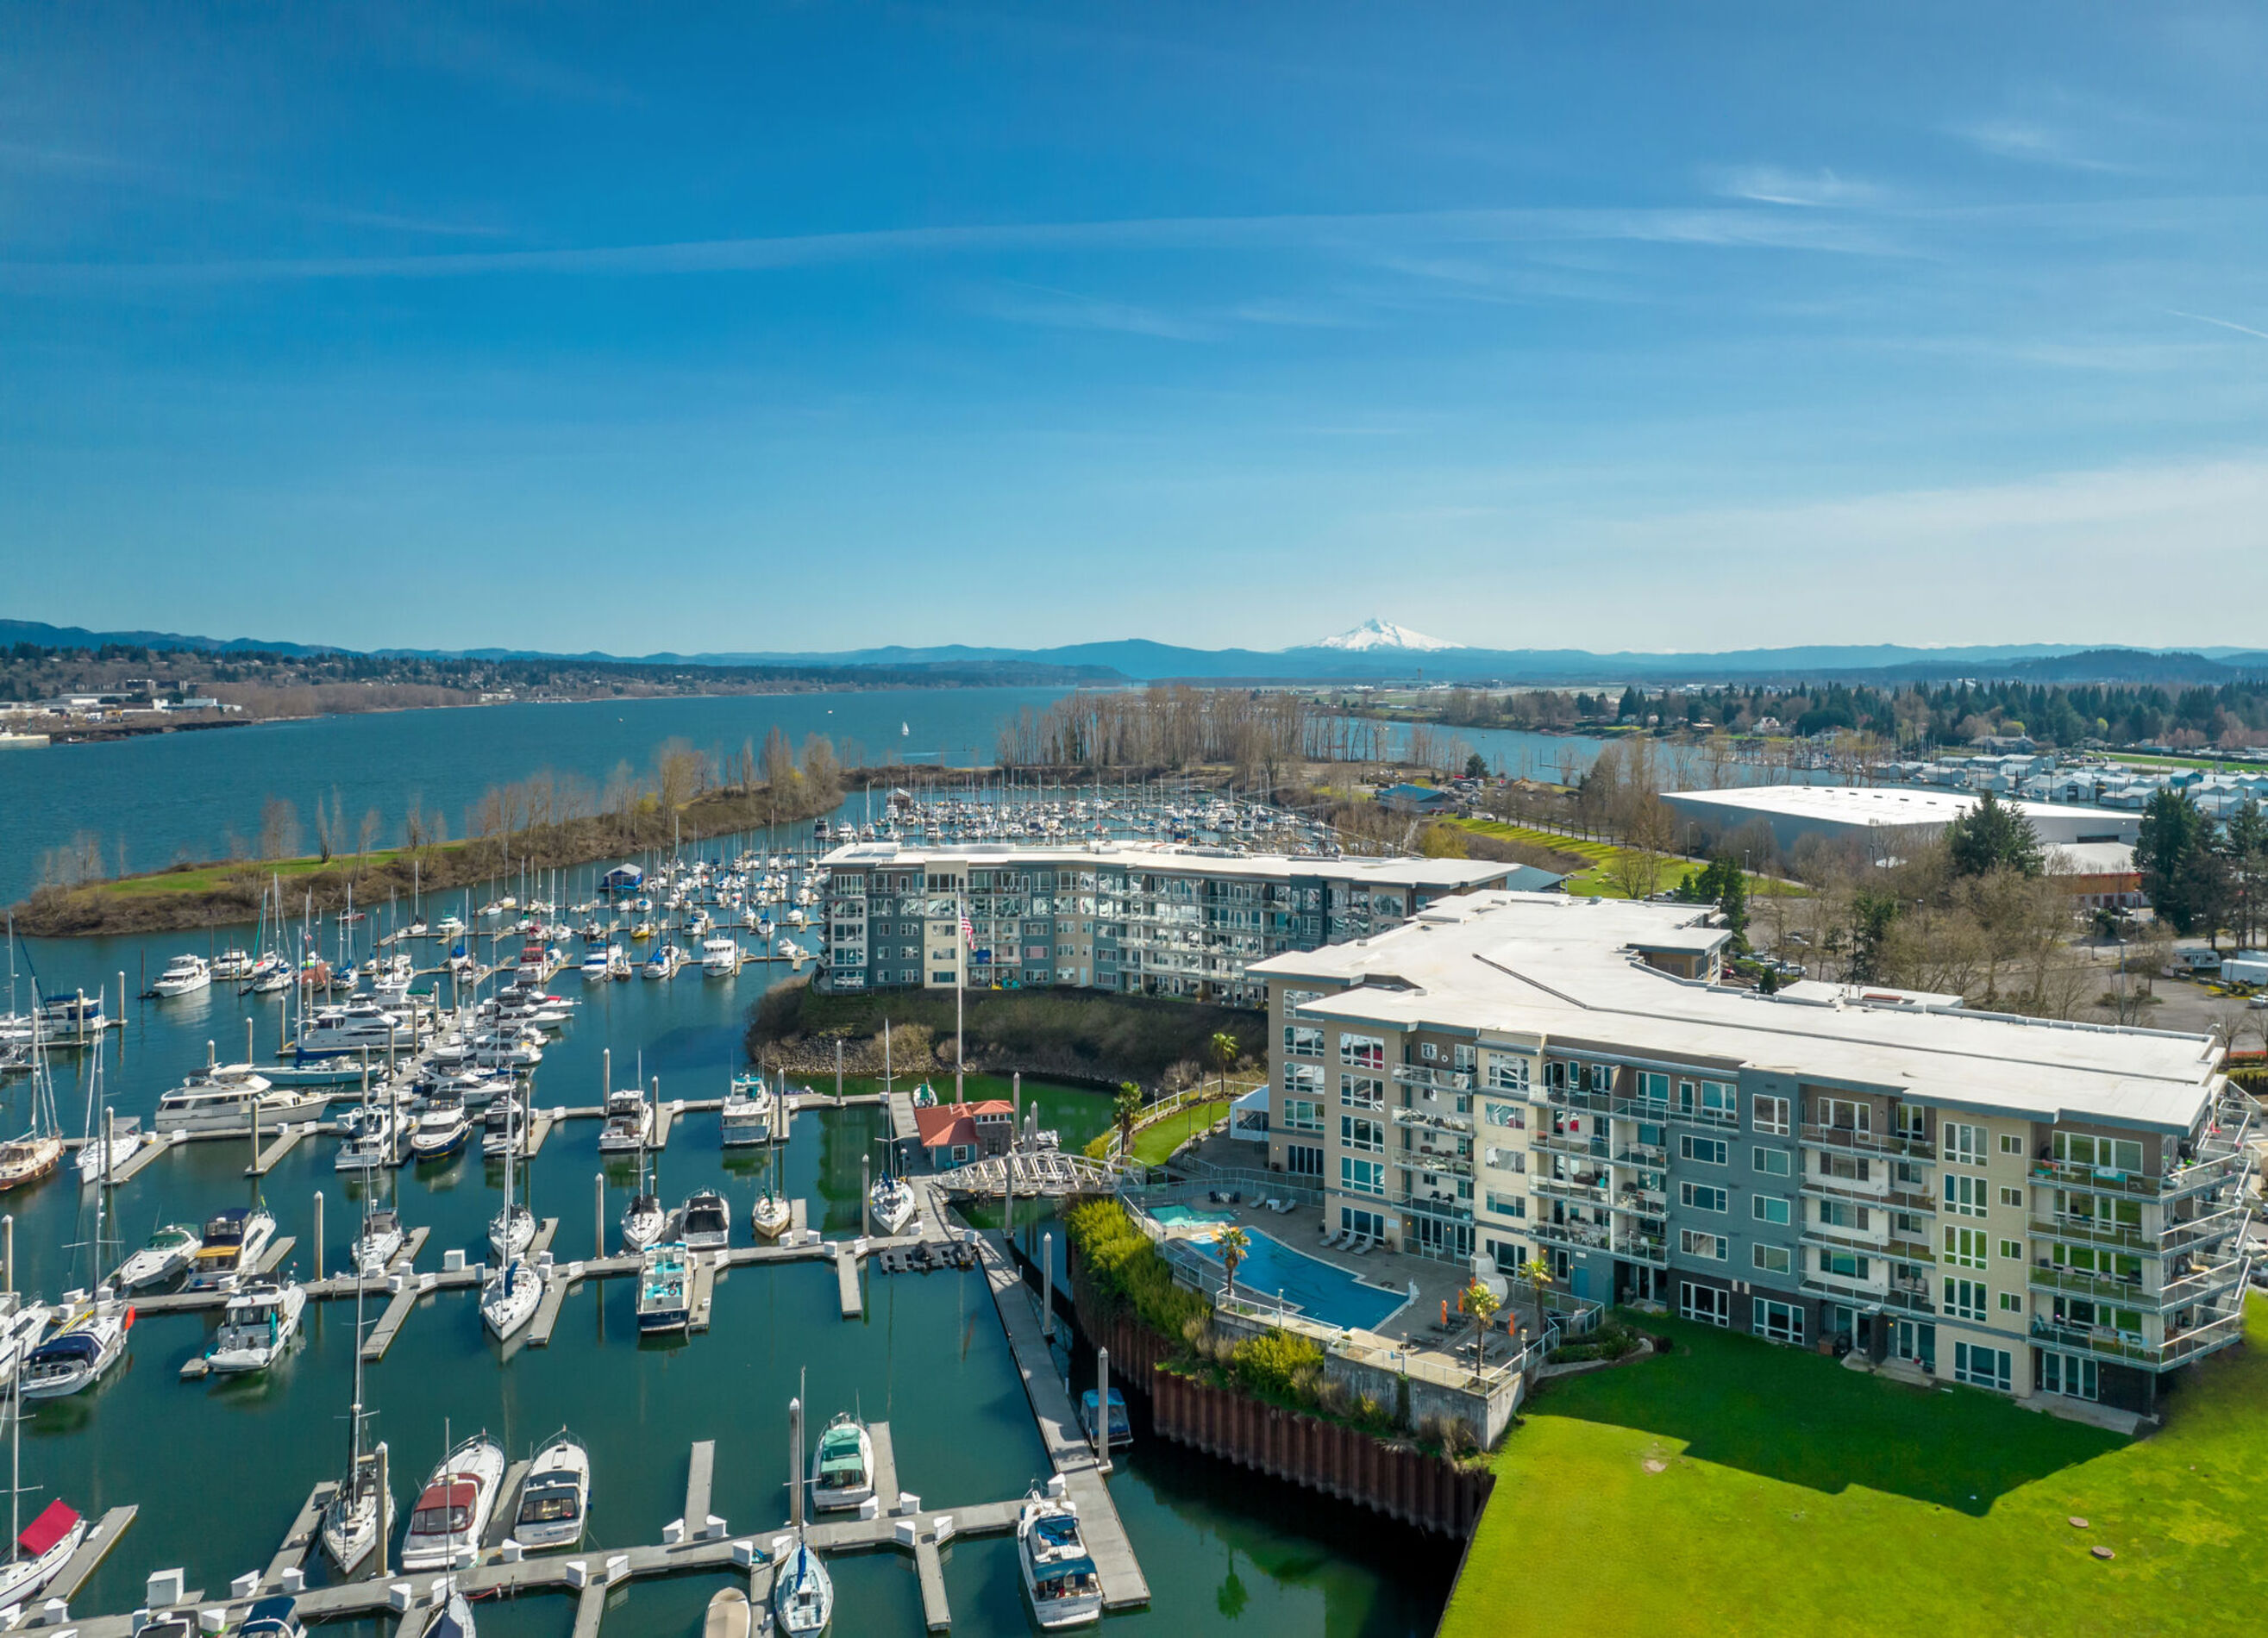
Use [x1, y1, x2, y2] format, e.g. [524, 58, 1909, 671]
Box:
[1945, 1227, 1988, 1270]
[1285, 1144, 1322, 1177]
[1679, 1230, 1728, 1261]
[1998, 1239, 2022, 1261]
[1752, 1147, 1792, 1177]
[1339, 1076, 1384, 1110]
[1752, 1194, 1791, 1227]
[1483, 1191, 1528, 1221]
[1999, 1185, 2024, 1209]
[2040, 1352, 2097, 1400]
[1340, 1206, 1385, 1240]
[1283, 1025, 1324, 1059]
[1637, 1070, 1670, 1105]
[1483, 1101, 1526, 1129]
[1752, 1094, 1790, 1135]
[1699, 1080, 1739, 1124]
[1338, 1034, 1385, 1070]
[1999, 1134, 2024, 1156]
[1945, 1174, 1989, 1218]
[1482, 1146, 1526, 1173]
[1752, 1243, 1792, 1277]
[1340, 1116, 1384, 1153]
[2053, 1131, 2144, 1172]
[1340, 1157, 1386, 1197]
[1680, 1183, 1728, 1213]
[1679, 1135, 1727, 1166]
[1997, 1291, 2023, 1313]
[1815, 1247, 1870, 1280]
[1486, 1055, 1532, 1093]
[1817, 1097, 1871, 1134]
[1678, 1282, 1730, 1326]
[1281, 1100, 1323, 1134]
[1943, 1122, 1986, 1166]
[1943, 1279, 1988, 1321]
[1484, 1236, 1526, 1270]
[1752, 1298, 1803, 1344]
[1952, 1341, 2011, 1391]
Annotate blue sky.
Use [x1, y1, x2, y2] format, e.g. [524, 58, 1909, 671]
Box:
[2, 3, 2265, 654]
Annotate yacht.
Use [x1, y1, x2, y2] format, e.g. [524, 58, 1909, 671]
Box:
[209, 948, 256, 980]
[699, 936, 741, 976]
[1016, 1490, 1103, 1629]
[0, 1130, 62, 1193]
[868, 1175, 917, 1238]
[621, 1191, 665, 1253]
[605, 945, 634, 979]
[398, 1432, 506, 1571]
[239, 1594, 306, 1638]
[354, 1207, 405, 1278]
[156, 1069, 329, 1135]
[34, 993, 104, 1036]
[809, 1415, 874, 1512]
[76, 1116, 152, 1185]
[435, 916, 467, 941]
[636, 1242, 690, 1333]
[749, 1194, 791, 1241]
[0, 1498, 86, 1613]
[410, 1093, 471, 1160]
[152, 955, 212, 998]
[596, 1087, 653, 1153]
[773, 1534, 833, 1635]
[510, 1430, 591, 1551]
[335, 1105, 406, 1171]
[21, 1301, 129, 1398]
[204, 1279, 306, 1374]
[719, 1076, 774, 1147]
[705, 1588, 751, 1638]
[187, 1205, 277, 1291]
[292, 1003, 408, 1060]
[642, 944, 684, 980]
[679, 1191, 730, 1252]
[116, 1224, 200, 1291]
[578, 947, 611, 981]
[480, 1259, 541, 1340]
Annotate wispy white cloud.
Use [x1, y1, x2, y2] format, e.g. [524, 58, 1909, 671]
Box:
[1710, 165, 1881, 208]
[1945, 117, 2135, 174]
[970, 281, 1214, 341]
[2169, 308, 2268, 343]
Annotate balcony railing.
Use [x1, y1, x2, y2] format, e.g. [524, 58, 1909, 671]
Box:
[1799, 1122, 1935, 1160]
[1532, 1218, 1611, 1252]
[1800, 1269, 1889, 1301]
[1614, 1142, 1667, 1167]
[2029, 1214, 2155, 1255]
[2027, 1147, 2247, 1203]
[1394, 1064, 1475, 1091]
[2029, 1250, 2248, 1313]
[2029, 1304, 2249, 1371]
[1799, 1222, 1890, 1257]
[1400, 1148, 1474, 1179]
[1533, 1130, 1606, 1161]
[1611, 1233, 1668, 1266]
[1392, 1106, 1475, 1137]
[1882, 1281, 1934, 1314]
[1618, 1096, 1738, 1130]
[1532, 1174, 1610, 1204]
[1608, 1186, 1666, 1216]
[2163, 1203, 2249, 1257]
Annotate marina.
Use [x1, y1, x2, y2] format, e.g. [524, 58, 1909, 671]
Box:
[0, 891, 1459, 1635]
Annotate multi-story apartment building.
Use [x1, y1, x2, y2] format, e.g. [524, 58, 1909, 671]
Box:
[814, 842, 1537, 1005]
[1256, 891, 2253, 1413]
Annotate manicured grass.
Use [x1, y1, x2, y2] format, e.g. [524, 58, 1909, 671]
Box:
[1440, 1300, 2268, 1638]
[1457, 816, 1796, 901]
[1126, 1091, 1238, 1166]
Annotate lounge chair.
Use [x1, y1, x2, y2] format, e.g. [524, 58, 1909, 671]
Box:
[1350, 1235, 1371, 1255]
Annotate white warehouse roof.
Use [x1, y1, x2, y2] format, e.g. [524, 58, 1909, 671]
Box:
[1663, 785, 2139, 847]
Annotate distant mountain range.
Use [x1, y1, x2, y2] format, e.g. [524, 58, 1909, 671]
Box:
[8, 617, 2265, 687]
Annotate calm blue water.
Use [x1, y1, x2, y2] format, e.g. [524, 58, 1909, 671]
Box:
[0, 687, 1074, 906]
[1187, 1229, 1410, 1334]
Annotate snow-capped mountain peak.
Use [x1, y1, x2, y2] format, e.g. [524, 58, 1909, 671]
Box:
[1306, 618, 1463, 652]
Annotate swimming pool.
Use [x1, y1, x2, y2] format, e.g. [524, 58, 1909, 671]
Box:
[1187, 1228, 1409, 1333]
[1149, 1203, 1239, 1228]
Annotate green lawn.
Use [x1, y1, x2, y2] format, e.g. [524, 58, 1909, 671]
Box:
[1126, 1092, 1237, 1166]
[1440, 1300, 2268, 1638]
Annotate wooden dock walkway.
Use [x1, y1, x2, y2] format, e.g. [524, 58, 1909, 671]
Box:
[689, 1255, 717, 1332]
[105, 1130, 180, 1187]
[681, 1440, 717, 1538]
[48, 1504, 135, 1607]
[913, 1537, 950, 1631]
[243, 1122, 311, 1177]
[523, 1108, 556, 1157]
[836, 1244, 862, 1318]
[263, 1481, 335, 1588]
[570, 1579, 609, 1638]
[485, 1460, 533, 1550]
[529, 1263, 578, 1347]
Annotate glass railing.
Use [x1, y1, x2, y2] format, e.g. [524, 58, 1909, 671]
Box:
[1394, 1064, 1475, 1091]
[1798, 1121, 1935, 1159]
[2029, 1215, 2155, 1254]
[2028, 1305, 2247, 1369]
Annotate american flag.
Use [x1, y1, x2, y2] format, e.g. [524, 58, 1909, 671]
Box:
[959, 905, 974, 949]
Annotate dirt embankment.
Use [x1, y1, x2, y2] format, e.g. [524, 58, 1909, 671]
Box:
[745, 975, 1265, 1091]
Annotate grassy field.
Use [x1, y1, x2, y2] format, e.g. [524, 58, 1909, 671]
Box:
[1440, 1300, 2268, 1638]
[1125, 1091, 1238, 1166]
[1454, 816, 1795, 902]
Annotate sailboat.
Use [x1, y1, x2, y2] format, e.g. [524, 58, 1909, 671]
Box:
[0, 1008, 65, 1192]
[320, 1264, 393, 1574]
[774, 1390, 834, 1635]
[487, 1092, 535, 1265]
[0, 1369, 85, 1609]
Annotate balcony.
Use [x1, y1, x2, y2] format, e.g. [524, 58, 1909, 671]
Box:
[1400, 1147, 1473, 1179]
[1607, 1185, 1666, 1216]
[1394, 1063, 1474, 1092]
[1882, 1280, 1934, 1314]
[1539, 1084, 1615, 1116]
[1799, 1121, 1935, 1160]
[2029, 1305, 2248, 1371]
[1800, 1221, 1890, 1258]
[2030, 1214, 2156, 1255]
[1616, 1096, 1737, 1131]
[1611, 1232, 1668, 1267]
[1533, 1129, 1606, 1162]
[1532, 1218, 1612, 1253]
[1614, 1140, 1668, 1167]
[1532, 1173, 1610, 1205]
[1800, 1267, 1890, 1302]
[2028, 1252, 2248, 1313]
[1396, 1191, 1472, 1223]
[2162, 1203, 2249, 1257]
[2026, 1146, 2247, 1203]
[1392, 1106, 1475, 1138]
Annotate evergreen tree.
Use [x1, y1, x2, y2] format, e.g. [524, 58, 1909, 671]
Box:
[2136, 787, 2209, 935]
[1944, 790, 2044, 878]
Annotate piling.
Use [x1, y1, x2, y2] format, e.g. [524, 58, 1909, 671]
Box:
[1041, 1232, 1054, 1340]
[313, 1191, 325, 1283]
[594, 1173, 605, 1259]
[3, 1213, 12, 1297]
[1095, 1347, 1112, 1472]
[861, 1155, 870, 1239]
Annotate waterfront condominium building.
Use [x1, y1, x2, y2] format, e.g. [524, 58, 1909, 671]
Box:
[1254, 891, 2254, 1413]
[813, 841, 1542, 1006]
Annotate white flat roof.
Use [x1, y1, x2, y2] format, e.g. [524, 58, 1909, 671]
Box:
[1663, 785, 2130, 829]
[819, 841, 1513, 890]
[1253, 891, 2218, 1134]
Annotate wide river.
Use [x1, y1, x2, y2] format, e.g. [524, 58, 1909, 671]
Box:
[0, 915, 1459, 1635]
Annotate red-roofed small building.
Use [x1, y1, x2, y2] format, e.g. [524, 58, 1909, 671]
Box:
[912, 1099, 1016, 1169]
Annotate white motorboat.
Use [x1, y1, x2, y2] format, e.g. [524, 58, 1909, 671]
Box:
[774, 1535, 833, 1635]
[480, 1259, 541, 1340]
[335, 1105, 405, 1171]
[21, 1302, 129, 1398]
[620, 1192, 665, 1253]
[116, 1224, 200, 1291]
[152, 955, 212, 997]
[868, 1176, 917, 1238]
[642, 944, 685, 980]
[705, 1587, 751, 1638]
[578, 947, 611, 980]
[292, 1003, 408, 1060]
[187, 1205, 276, 1291]
[209, 948, 256, 980]
[354, 1207, 405, 1278]
[636, 1242, 690, 1333]
[410, 1095, 471, 1160]
[679, 1191, 730, 1252]
[749, 1194, 791, 1241]
[75, 1117, 152, 1185]
[204, 1279, 306, 1374]
[155, 1068, 329, 1135]
[719, 1076, 774, 1146]
[510, 1430, 591, 1551]
[398, 1433, 506, 1571]
[596, 1087, 653, 1153]
[699, 936, 741, 976]
[809, 1414, 874, 1512]
[1017, 1490, 1103, 1628]
[435, 916, 467, 940]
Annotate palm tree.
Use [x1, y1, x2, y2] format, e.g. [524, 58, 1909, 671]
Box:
[1462, 1279, 1501, 1379]
[1209, 1030, 1240, 1105]
[1112, 1081, 1143, 1161]
[1217, 1226, 1250, 1303]
[1518, 1256, 1555, 1340]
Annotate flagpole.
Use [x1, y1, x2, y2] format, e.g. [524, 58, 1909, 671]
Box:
[955, 895, 967, 1107]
